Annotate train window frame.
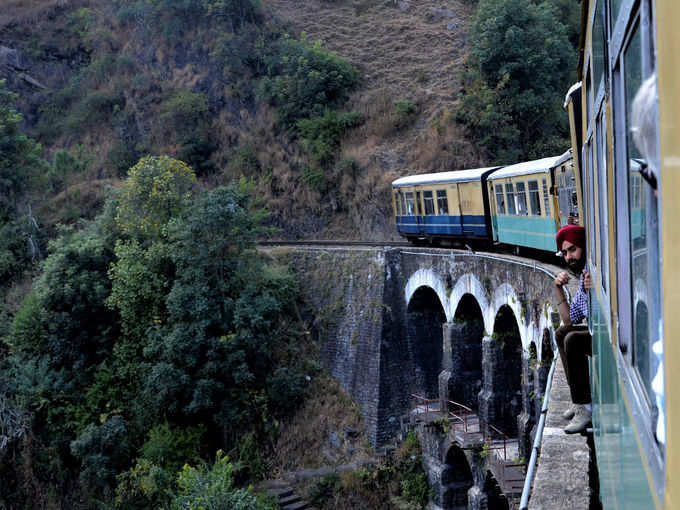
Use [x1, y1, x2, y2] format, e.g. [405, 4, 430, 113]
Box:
[405, 191, 415, 216]
[595, 107, 609, 297]
[528, 180, 541, 216]
[394, 192, 401, 216]
[494, 184, 506, 215]
[436, 189, 449, 215]
[423, 190, 435, 216]
[541, 179, 550, 216]
[415, 191, 423, 216]
[515, 182, 529, 216]
[505, 183, 516, 215]
[610, 0, 665, 498]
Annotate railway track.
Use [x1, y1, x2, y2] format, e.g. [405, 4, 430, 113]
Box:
[257, 239, 413, 249]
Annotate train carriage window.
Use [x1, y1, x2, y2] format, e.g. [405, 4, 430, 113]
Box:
[529, 181, 541, 216]
[494, 185, 505, 215]
[593, 0, 606, 91]
[415, 191, 423, 216]
[405, 192, 415, 216]
[423, 191, 435, 215]
[596, 110, 609, 293]
[436, 190, 449, 215]
[516, 182, 528, 216]
[394, 192, 401, 216]
[505, 183, 517, 215]
[542, 179, 550, 216]
[623, 22, 660, 403]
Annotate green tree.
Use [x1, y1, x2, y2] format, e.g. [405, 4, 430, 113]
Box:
[170, 451, 277, 510]
[115, 156, 196, 241]
[259, 36, 361, 131]
[457, 0, 574, 163]
[141, 186, 301, 434]
[0, 80, 44, 221]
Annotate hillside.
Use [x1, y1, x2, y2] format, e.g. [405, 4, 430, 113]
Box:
[0, 0, 479, 242]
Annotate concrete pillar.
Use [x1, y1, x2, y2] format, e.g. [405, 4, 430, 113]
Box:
[518, 357, 535, 461]
[443, 321, 483, 410]
[439, 369, 452, 414]
[467, 485, 488, 510]
[478, 335, 500, 433]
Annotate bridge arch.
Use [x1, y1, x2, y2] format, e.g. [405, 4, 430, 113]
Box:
[441, 444, 474, 509]
[489, 304, 523, 436]
[449, 273, 490, 327]
[407, 285, 446, 398]
[405, 268, 451, 322]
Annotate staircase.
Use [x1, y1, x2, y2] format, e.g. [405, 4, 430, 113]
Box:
[256, 479, 313, 510]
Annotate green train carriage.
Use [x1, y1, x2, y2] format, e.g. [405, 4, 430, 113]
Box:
[565, 0, 680, 507]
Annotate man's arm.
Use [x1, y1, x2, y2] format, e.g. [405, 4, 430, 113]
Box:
[554, 271, 572, 325]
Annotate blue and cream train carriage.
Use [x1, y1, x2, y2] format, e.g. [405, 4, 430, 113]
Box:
[391, 151, 575, 253]
[391, 167, 500, 244]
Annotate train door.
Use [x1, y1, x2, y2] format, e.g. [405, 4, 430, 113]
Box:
[488, 181, 499, 241]
[449, 184, 463, 235]
[415, 190, 424, 234]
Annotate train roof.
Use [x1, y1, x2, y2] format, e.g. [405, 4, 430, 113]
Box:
[487, 150, 573, 180]
[391, 167, 501, 187]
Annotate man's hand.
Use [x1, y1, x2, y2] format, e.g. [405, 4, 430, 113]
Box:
[583, 270, 592, 290]
[554, 271, 570, 288]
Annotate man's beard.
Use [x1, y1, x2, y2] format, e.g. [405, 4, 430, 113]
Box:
[568, 256, 586, 274]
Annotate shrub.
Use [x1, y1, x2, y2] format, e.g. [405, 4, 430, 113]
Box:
[258, 36, 361, 131]
[169, 451, 277, 510]
[393, 99, 417, 129]
[457, 0, 574, 162]
[297, 110, 363, 167]
[70, 415, 130, 497]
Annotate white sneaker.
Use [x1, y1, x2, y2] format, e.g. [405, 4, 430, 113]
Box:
[564, 406, 592, 434]
[562, 403, 580, 421]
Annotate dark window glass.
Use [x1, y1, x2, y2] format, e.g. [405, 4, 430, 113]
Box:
[542, 179, 551, 216]
[596, 112, 609, 293]
[495, 185, 505, 215]
[394, 192, 401, 216]
[436, 190, 449, 215]
[505, 183, 516, 215]
[405, 192, 415, 216]
[529, 181, 541, 215]
[423, 190, 435, 215]
[415, 191, 423, 216]
[516, 182, 528, 216]
[593, 0, 606, 90]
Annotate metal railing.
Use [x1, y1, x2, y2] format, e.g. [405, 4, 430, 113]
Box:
[410, 394, 526, 496]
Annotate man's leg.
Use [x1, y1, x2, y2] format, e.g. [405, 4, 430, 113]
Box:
[563, 327, 592, 405]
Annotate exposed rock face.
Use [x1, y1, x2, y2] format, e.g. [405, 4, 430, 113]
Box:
[0, 46, 23, 70]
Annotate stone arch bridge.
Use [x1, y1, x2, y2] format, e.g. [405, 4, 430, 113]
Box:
[282, 246, 565, 451]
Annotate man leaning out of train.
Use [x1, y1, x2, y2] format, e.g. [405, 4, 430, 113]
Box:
[553, 224, 592, 434]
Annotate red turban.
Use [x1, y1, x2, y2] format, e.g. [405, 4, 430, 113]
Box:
[556, 224, 586, 251]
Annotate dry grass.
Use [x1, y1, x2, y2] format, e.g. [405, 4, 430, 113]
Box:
[270, 375, 372, 475]
[259, 0, 484, 239]
[0, 0, 87, 29]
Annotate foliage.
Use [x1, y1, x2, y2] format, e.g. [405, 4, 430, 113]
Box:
[457, 0, 574, 163]
[170, 451, 277, 510]
[34, 224, 119, 374]
[70, 415, 130, 497]
[0, 80, 44, 221]
[115, 156, 196, 241]
[46, 146, 91, 194]
[259, 35, 361, 132]
[116, 0, 261, 40]
[297, 110, 363, 167]
[393, 99, 417, 129]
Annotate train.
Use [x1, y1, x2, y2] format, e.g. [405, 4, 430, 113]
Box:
[569, 0, 678, 508]
[393, 0, 679, 507]
[391, 150, 577, 252]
